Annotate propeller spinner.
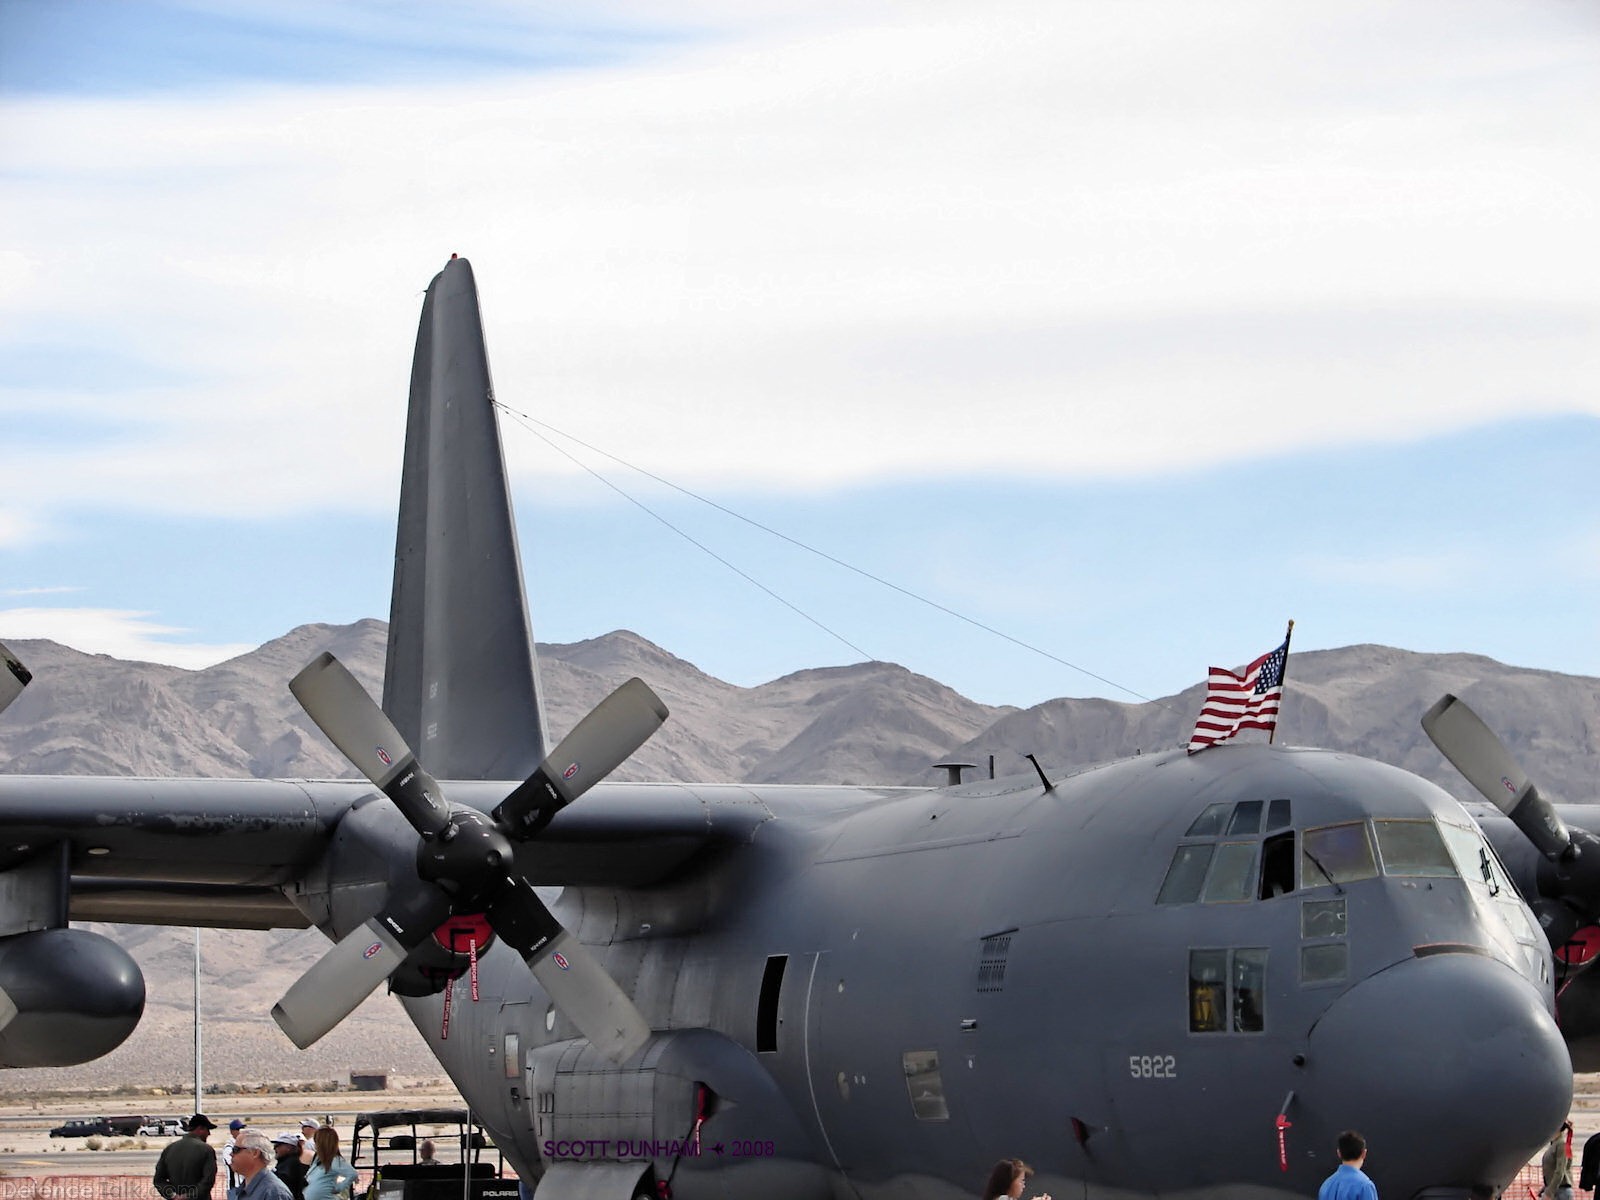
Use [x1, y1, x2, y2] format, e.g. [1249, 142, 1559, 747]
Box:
[272, 652, 667, 1062]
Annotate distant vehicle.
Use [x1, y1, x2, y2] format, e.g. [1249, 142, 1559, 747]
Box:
[138, 1119, 185, 1137]
[49, 1119, 112, 1138]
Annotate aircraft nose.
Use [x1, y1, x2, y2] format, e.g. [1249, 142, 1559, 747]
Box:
[1305, 951, 1571, 1194]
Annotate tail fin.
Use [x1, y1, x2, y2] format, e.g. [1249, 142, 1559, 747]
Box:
[382, 256, 548, 779]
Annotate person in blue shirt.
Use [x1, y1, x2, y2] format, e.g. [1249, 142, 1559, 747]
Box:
[303, 1127, 358, 1200]
[229, 1131, 292, 1200]
[1319, 1130, 1378, 1200]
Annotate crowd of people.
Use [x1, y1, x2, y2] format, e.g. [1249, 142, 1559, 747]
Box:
[153, 1111, 1590, 1200]
[152, 1113, 357, 1200]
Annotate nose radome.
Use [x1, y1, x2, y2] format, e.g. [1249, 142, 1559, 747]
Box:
[1305, 952, 1571, 1196]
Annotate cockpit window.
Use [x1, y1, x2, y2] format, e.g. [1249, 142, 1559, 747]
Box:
[1157, 844, 1215, 905]
[1302, 822, 1378, 886]
[1266, 798, 1292, 832]
[1226, 800, 1263, 836]
[1373, 820, 1457, 878]
[1186, 803, 1231, 837]
[1201, 842, 1258, 903]
[1163, 800, 1296, 905]
[1440, 823, 1504, 894]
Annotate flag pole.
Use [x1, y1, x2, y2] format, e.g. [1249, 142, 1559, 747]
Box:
[1268, 619, 1294, 744]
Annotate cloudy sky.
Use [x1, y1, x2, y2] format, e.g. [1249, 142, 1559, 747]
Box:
[1, 0, 1596, 709]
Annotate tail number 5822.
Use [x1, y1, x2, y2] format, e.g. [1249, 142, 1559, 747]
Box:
[1129, 1054, 1177, 1079]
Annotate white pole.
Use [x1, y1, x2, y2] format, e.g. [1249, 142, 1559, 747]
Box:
[193, 927, 202, 1113]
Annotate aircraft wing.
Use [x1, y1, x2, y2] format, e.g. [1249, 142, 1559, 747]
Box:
[0, 775, 812, 930]
[0, 774, 352, 929]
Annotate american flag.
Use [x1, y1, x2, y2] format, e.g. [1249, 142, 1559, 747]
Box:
[1187, 638, 1289, 754]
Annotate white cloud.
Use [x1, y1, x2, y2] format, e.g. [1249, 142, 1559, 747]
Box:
[0, 608, 255, 669]
[1, 0, 1596, 534]
[0, 509, 44, 549]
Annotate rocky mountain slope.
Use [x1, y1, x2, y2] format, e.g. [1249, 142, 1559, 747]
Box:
[0, 623, 1592, 1090]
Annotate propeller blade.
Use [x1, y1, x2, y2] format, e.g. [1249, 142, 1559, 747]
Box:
[494, 677, 668, 839]
[272, 886, 453, 1049]
[488, 878, 650, 1063]
[1422, 693, 1572, 860]
[0, 642, 32, 717]
[290, 652, 451, 837]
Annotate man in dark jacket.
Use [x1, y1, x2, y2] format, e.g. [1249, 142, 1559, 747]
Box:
[272, 1132, 308, 1200]
[154, 1114, 218, 1200]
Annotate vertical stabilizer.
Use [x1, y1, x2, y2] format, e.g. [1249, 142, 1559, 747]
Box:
[382, 257, 547, 779]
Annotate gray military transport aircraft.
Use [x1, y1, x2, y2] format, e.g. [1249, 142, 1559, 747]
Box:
[0, 256, 1594, 1200]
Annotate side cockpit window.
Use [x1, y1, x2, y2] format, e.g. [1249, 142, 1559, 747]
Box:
[1160, 799, 1295, 906]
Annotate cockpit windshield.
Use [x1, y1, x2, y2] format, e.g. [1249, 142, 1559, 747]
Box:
[1301, 822, 1377, 886]
[1372, 819, 1456, 877]
[1159, 808, 1483, 907]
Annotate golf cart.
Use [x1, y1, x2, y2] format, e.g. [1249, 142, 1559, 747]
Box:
[349, 1108, 518, 1200]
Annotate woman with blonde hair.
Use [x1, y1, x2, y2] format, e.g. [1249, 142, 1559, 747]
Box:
[303, 1127, 357, 1200]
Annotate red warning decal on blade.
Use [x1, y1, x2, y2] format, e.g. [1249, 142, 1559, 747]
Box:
[552, 952, 570, 970]
[363, 942, 383, 959]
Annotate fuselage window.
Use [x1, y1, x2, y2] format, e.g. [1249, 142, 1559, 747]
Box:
[1227, 800, 1264, 836]
[1157, 844, 1216, 905]
[1373, 819, 1458, 877]
[1301, 897, 1346, 938]
[1302, 821, 1378, 886]
[1232, 948, 1267, 1031]
[1186, 802, 1231, 837]
[758, 955, 788, 1051]
[1189, 948, 1268, 1034]
[1201, 842, 1258, 903]
[901, 1049, 950, 1121]
[1188, 949, 1227, 1032]
[1301, 942, 1348, 984]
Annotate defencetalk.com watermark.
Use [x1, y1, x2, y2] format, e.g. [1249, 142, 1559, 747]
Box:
[0, 1178, 156, 1200]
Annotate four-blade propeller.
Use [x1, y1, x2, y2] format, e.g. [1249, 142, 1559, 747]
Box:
[272, 652, 666, 1062]
[1422, 694, 1573, 861]
[1423, 692, 1600, 945]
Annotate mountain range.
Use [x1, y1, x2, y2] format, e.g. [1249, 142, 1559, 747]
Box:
[0, 622, 1593, 1090]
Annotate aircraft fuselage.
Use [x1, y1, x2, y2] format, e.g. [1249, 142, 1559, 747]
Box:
[304, 742, 1571, 1200]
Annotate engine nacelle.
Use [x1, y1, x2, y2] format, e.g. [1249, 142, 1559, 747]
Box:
[0, 928, 145, 1067]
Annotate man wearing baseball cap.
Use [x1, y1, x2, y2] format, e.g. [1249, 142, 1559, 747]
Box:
[230, 1130, 291, 1200]
[272, 1131, 308, 1200]
[298, 1119, 320, 1167]
[154, 1114, 217, 1200]
[222, 1119, 248, 1191]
